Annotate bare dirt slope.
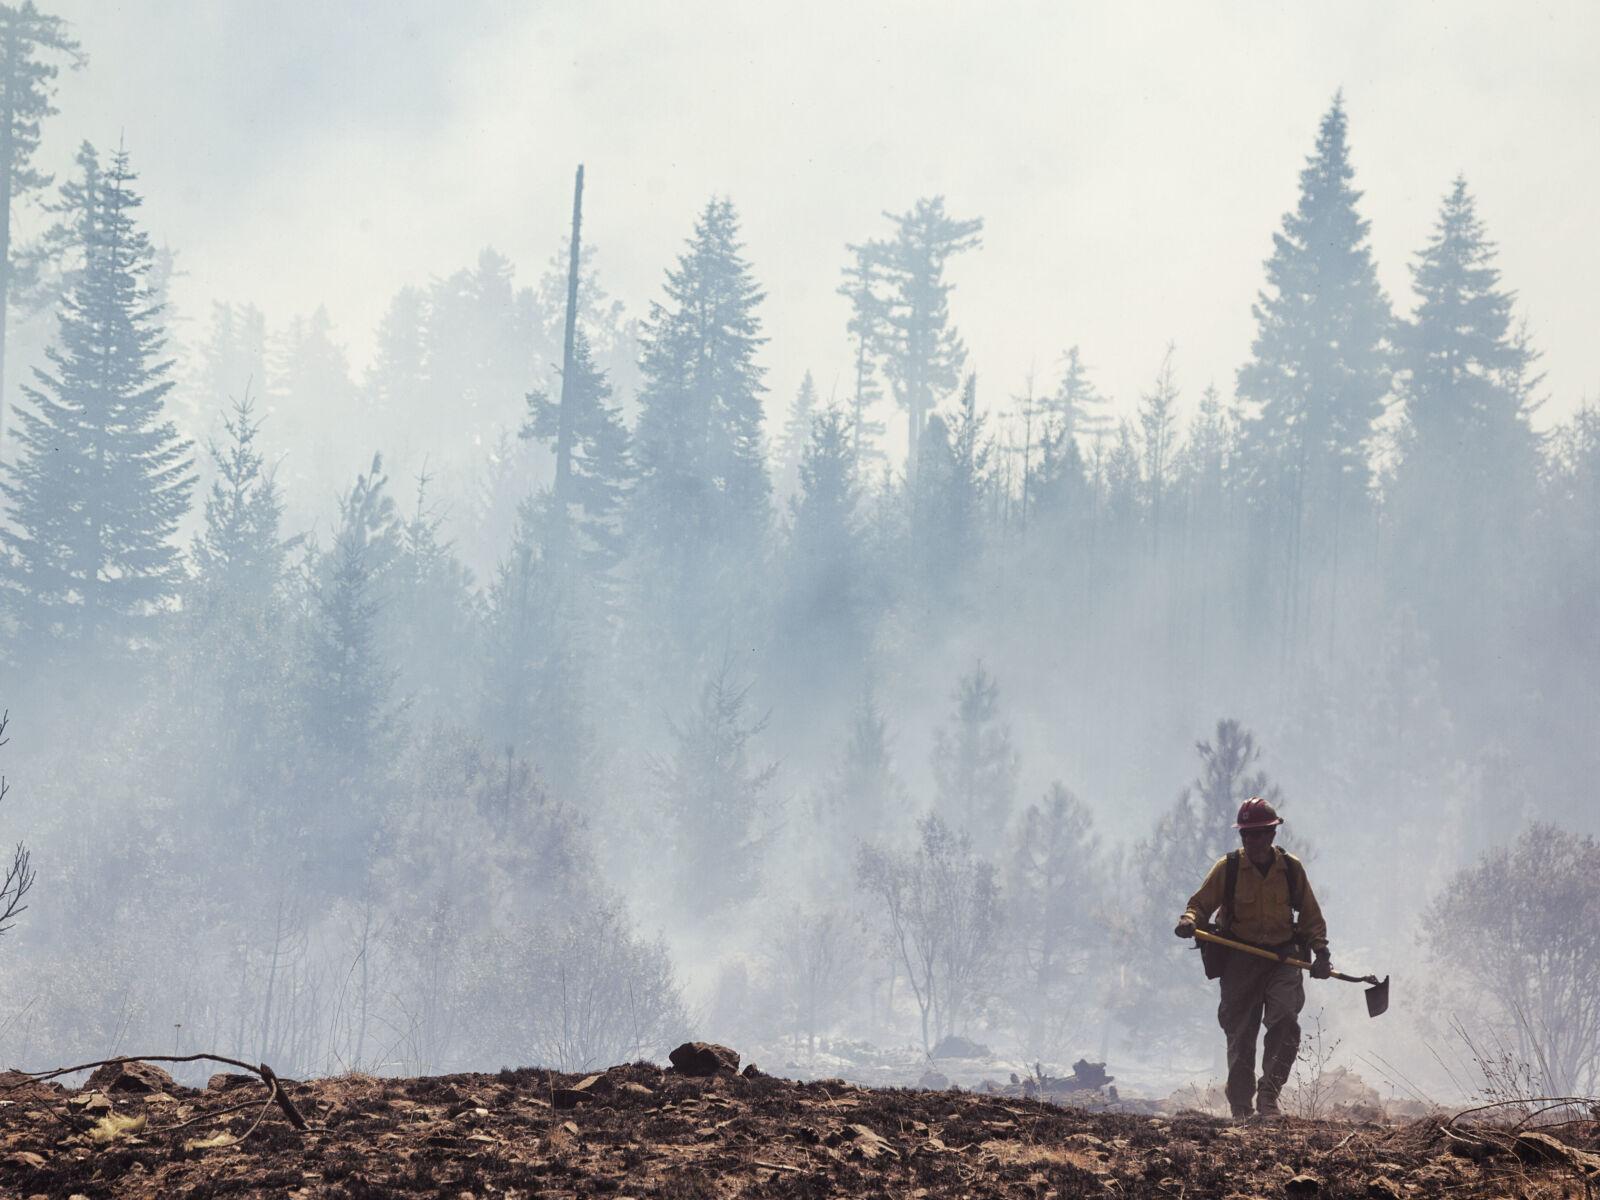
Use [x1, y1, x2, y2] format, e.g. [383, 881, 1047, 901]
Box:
[2, 1058, 1596, 1199]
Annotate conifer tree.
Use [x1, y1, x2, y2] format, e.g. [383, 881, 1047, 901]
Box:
[523, 328, 631, 587]
[1005, 783, 1103, 1058]
[0, 1, 82, 452]
[191, 395, 284, 614]
[837, 256, 888, 474]
[302, 455, 398, 767]
[774, 369, 818, 499]
[851, 198, 982, 484]
[911, 373, 989, 597]
[653, 657, 778, 917]
[1389, 177, 1542, 670]
[1044, 345, 1112, 448]
[629, 197, 771, 660]
[194, 301, 268, 431]
[1138, 344, 1180, 556]
[1236, 95, 1392, 647]
[1, 143, 194, 664]
[364, 286, 427, 422]
[772, 406, 869, 721]
[823, 683, 907, 845]
[480, 496, 545, 755]
[931, 661, 1020, 851]
[183, 396, 291, 793]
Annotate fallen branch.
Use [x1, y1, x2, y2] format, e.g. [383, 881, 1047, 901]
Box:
[9, 1052, 310, 1132]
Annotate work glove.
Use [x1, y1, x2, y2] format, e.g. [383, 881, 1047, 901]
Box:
[1173, 916, 1196, 939]
[1310, 947, 1332, 979]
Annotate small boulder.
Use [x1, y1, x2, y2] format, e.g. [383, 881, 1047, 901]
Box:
[85, 1061, 175, 1094]
[553, 1074, 607, 1109]
[206, 1073, 257, 1093]
[741, 1063, 763, 1079]
[668, 1042, 740, 1076]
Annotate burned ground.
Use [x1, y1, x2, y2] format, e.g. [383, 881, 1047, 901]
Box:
[1, 1061, 1596, 1198]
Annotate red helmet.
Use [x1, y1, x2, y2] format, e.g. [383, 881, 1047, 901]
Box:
[1234, 797, 1282, 830]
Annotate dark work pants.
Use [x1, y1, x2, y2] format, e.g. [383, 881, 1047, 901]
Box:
[1217, 949, 1304, 1115]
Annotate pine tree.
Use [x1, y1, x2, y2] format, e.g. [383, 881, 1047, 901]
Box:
[772, 406, 869, 722]
[182, 395, 291, 795]
[1005, 783, 1103, 1059]
[837, 254, 888, 474]
[268, 304, 356, 505]
[390, 471, 475, 717]
[1236, 95, 1393, 650]
[774, 369, 818, 499]
[301, 454, 398, 767]
[0, 1, 83, 453]
[480, 496, 546, 755]
[652, 657, 779, 917]
[364, 286, 427, 423]
[194, 301, 268, 427]
[931, 661, 1020, 850]
[1389, 177, 1542, 675]
[823, 683, 907, 845]
[912, 373, 989, 597]
[851, 198, 982, 484]
[522, 328, 631, 587]
[1138, 344, 1180, 556]
[629, 197, 771, 662]
[1044, 345, 1112, 448]
[191, 395, 284, 614]
[425, 247, 532, 436]
[1, 143, 194, 664]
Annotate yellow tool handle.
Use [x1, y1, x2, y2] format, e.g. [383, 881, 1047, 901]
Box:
[1193, 928, 1311, 969]
[1192, 928, 1378, 985]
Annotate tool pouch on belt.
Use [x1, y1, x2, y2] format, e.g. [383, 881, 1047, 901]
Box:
[1198, 920, 1230, 979]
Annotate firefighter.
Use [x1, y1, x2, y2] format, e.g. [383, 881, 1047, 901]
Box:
[1173, 797, 1330, 1118]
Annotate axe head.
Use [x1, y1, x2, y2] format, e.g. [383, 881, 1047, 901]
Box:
[1364, 975, 1390, 1018]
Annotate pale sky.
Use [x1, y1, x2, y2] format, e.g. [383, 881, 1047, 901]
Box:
[42, 1, 1600, 446]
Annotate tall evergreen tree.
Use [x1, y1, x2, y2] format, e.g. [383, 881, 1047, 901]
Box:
[653, 657, 778, 917]
[195, 301, 267, 422]
[191, 395, 284, 614]
[931, 661, 1020, 851]
[363, 286, 427, 423]
[1138, 344, 1180, 556]
[851, 197, 982, 485]
[911, 373, 989, 598]
[772, 406, 869, 723]
[301, 454, 398, 769]
[1045, 345, 1112, 448]
[837, 256, 888, 474]
[523, 328, 631, 587]
[774, 369, 818, 499]
[822, 683, 906, 846]
[0, 1, 82, 453]
[1236, 95, 1392, 650]
[1, 143, 194, 665]
[629, 197, 771, 662]
[1389, 177, 1542, 679]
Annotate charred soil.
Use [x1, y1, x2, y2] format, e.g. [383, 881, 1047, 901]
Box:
[2, 1061, 1596, 1198]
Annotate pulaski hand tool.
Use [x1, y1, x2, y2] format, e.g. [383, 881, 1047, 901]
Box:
[1192, 928, 1390, 1017]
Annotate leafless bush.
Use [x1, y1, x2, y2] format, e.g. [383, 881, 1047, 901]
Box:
[1423, 824, 1600, 1097]
[857, 813, 1000, 1054]
[766, 905, 865, 1055]
[0, 713, 36, 937]
[1284, 1007, 1342, 1119]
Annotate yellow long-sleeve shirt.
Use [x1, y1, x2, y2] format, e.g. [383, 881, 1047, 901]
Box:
[1182, 848, 1328, 951]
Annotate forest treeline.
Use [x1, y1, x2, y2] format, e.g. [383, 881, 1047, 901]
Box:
[0, 6, 1596, 1094]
